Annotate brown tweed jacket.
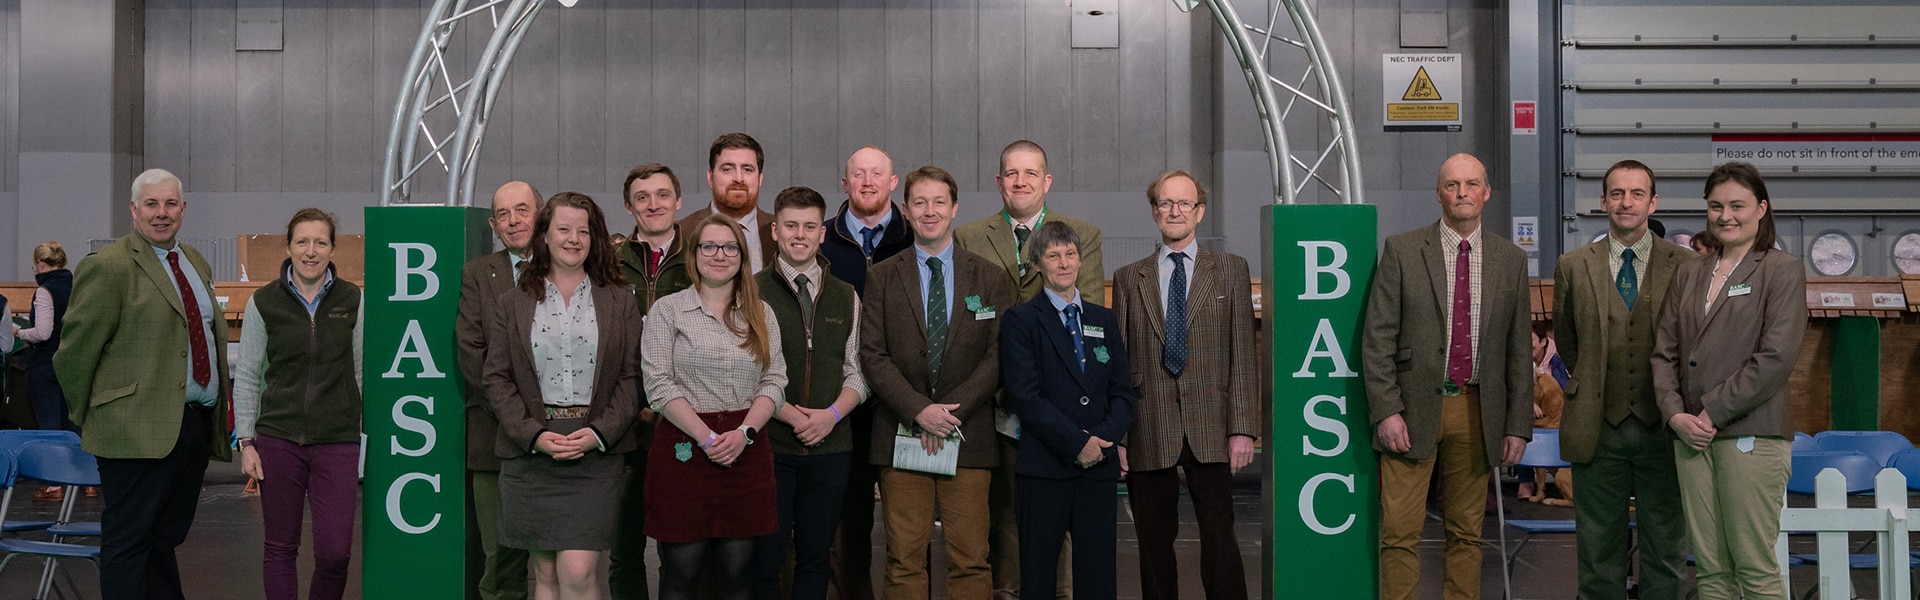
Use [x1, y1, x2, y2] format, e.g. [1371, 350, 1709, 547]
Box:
[456, 250, 519, 470]
[481, 282, 645, 458]
[1551, 236, 1690, 462]
[1651, 249, 1806, 439]
[860, 245, 1013, 469]
[1109, 245, 1261, 471]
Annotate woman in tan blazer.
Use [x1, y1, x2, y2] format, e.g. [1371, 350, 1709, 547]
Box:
[483, 193, 643, 600]
[1651, 161, 1806, 600]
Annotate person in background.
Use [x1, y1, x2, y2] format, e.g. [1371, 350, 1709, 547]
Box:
[233, 209, 364, 600]
[751, 186, 869, 600]
[1653, 162, 1806, 600]
[642, 213, 787, 600]
[483, 192, 644, 600]
[1000, 221, 1135, 599]
[457, 180, 542, 600]
[14, 241, 83, 499]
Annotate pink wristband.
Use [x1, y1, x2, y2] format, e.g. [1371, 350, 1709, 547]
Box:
[829, 406, 843, 422]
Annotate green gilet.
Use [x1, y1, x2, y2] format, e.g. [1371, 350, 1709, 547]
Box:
[756, 267, 858, 456]
[255, 278, 363, 445]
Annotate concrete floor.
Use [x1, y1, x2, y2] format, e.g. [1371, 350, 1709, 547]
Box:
[0, 460, 1897, 599]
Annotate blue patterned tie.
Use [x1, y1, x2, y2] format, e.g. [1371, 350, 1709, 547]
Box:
[1164, 252, 1188, 378]
[1617, 248, 1639, 312]
[1064, 303, 1085, 373]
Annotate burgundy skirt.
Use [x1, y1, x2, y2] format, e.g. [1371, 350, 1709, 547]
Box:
[644, 408, 776, 543]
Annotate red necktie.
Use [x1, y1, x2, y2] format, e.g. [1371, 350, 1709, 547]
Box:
[167, 251, 211, 387]
[1447, 239, 1472, 387]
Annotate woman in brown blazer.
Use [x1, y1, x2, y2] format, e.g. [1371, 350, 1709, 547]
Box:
[483, 192, 643, 600]
[1651, 161, 1806, 600]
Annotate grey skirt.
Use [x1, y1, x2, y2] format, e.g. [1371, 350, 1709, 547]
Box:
[498, 416, 623, 551]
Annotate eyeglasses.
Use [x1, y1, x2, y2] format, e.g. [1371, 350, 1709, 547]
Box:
[1155, 200, 1199, 213]
[698, 242, 742, 257]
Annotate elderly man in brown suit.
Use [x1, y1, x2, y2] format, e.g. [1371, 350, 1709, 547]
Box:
[678, 132, 777, 272]
[1361, 153, 1532, 600]
[861, 165, 1013, 600]
[1110, 170, 1256, 600]
[455, 181, 540, 600]
[1553, 160, 1692, 600]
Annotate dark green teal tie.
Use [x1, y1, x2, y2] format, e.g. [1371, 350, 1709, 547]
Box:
[1617, 248, 1638, 311]
[926, 257, 948, 382]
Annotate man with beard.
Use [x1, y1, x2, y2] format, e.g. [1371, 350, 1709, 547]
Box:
[680, 132, 777, 273]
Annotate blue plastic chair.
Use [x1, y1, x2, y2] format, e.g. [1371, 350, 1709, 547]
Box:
[0, 448, 54, 536]
[1888, 448, 1920, 491]
[0, 442, 103, 599]
[1792, 432, 1820, 454]
[0, 430, 80, 452]
[1504, 429, 1576, 571]
[1787, 451, 1879, 495]
[0, 429, 101, 539]
[1812, 430, 1914, 467]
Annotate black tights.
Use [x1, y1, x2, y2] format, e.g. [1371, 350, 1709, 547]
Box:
[657, 538, 753, 600]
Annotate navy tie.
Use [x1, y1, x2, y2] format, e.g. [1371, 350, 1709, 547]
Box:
[1164, 252, 1188, 378]
[861, 226, 878, 258]
[1064, 304, 1085, 373]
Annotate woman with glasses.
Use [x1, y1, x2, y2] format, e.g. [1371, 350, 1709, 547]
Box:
[483, 193, 644, 600]
[231, 209, 363, 600]
[641, 213, 787, 600]
[1652, 162, 1805, 600]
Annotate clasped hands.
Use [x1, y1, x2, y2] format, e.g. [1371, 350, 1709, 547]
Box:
[534, 429, 600, 460]
[1668, 411, 1717, 451]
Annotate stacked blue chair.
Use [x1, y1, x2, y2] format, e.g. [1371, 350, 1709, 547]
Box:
[1792, 432, 1820, 454]
[0, 441, 103, 599]
[0, 431, 79, 538]
[1503, 429, 1576, 572]
[1812, 430, 1913, 467]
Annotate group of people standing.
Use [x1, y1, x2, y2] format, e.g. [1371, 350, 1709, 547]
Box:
[1366, 154, 1807, 600]
[443, 134, 1259, 600]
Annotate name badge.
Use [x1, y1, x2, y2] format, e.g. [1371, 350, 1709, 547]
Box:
[1728, 283, 1753, 297]
[974, 310, 996, 320]
[1081, 325, 1105, 339]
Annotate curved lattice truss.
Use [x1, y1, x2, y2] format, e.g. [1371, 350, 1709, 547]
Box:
[1187, 0, 1364, 205]
[382, 0, 1361, 207]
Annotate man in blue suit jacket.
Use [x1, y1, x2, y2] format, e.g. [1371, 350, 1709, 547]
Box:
[1000, 221, 1135, 600]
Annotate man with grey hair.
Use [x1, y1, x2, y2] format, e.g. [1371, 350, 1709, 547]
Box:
[57, 168, 234, 599]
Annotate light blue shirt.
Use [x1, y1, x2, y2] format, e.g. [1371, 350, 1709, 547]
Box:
[841, 205, 894, 246]
[509, 251, 529, 283]
[1044, 287, 1082, 328]
[914, 242, 956, 326]
[152, 244, 221, 407]
[1156, 241, 1196, 310]
[282, 263, 336, 315]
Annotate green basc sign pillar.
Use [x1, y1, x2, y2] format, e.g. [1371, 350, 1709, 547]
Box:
[1263, 204, 1379, 599]
[363, 206, 492, 597]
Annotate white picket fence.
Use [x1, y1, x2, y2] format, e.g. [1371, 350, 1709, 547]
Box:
[1778, 467, 1915, 599]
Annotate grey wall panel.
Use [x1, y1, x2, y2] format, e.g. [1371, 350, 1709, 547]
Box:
[507, 4, 559, 195]
[744, 0, 794, 191]
[603, 0, 653, 197]
[1071, 50, 1122, 192]
[650, 0, 701, 198]
[189, 0, 237, 192]
[835, 0, 885, 192]
[697, 0, 746, 175]
[975, 0, 1025, 188]
[927, 0, 979, 192]
[325, 0, 373, 192]
[370, 0, 422, 198]
[882, 0, 931, 179]
[1023, 0, 1072, 189]
[557, 3, 608, 195]
[235, 51, 283, 192]
[1166, 5, 1210, 189]
[279, 0, 328, 192]
[145, 0, 191, 177]
[789, 0, 839, 195]
[1118, 0, 1168, 194]
[1, 0, 16, 193]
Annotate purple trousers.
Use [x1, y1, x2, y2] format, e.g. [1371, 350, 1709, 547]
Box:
[255, 435, 359, 600]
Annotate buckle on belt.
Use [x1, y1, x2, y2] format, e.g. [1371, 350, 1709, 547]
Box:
[544, 405, 590, 419]
[1443, 380, 1463, 396]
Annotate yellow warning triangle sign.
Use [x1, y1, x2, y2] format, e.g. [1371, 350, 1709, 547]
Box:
[1402, 66, 1442, 101]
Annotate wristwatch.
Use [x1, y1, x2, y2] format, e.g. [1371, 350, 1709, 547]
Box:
[738, 425, 758, 445]
[238, 438, 256, 449]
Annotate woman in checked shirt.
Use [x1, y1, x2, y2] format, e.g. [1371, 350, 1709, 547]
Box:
[641, 213, 787, 600]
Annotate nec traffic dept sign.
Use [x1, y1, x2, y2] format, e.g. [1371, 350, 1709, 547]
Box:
[363, 206, 491, 597]
[1264, 204, 1378, 598]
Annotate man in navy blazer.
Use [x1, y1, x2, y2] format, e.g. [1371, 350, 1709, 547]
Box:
[1000, 221, 1135, 600]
